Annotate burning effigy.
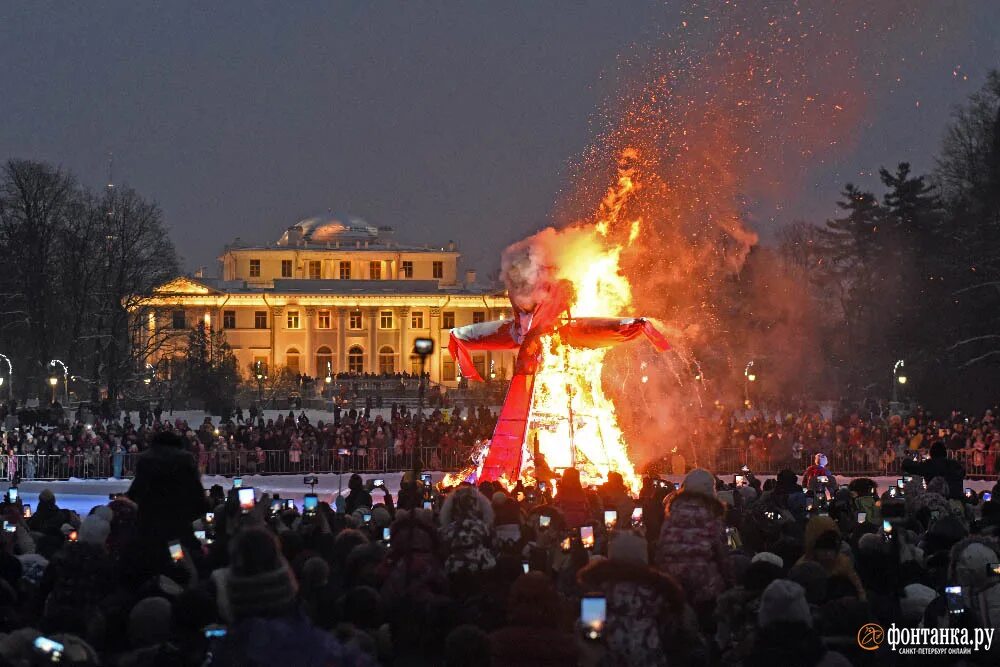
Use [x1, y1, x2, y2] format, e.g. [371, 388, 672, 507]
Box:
[447, 158, 668, 492]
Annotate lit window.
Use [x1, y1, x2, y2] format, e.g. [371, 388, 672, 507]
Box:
[286, 348, 300, 373]
[442, 311, 455, 329]
[400, 261, 413, 278]
[287, 310, 300, 329]
[223, 310, 236, 329]
[349, 311, 363, 329]
[308, 260, 321, 279]
[472, 311, 485, 324]
[316, 346, 333, 375]
[339, 261, 351, 280]
[281, 260, 292, 277]
[254, 311, 268, 329]
[249, 259, 261, 277]
[432, 261, 443, 279]
[379, 346, 395, 374]
[370, 261, 382, 280]
[442, 355, 456, 382]
[380, 310, 393, 329]
[317, 310, 331, 329]
[411, 311, 424, 328]
[171, 310, 186, 329]
[348, 346, 364, 373]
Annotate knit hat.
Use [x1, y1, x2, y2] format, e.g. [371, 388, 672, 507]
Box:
[758, 579, 813, 628]
[225, 563, 298, 620]
[92, 506, 114, 523]
[128, 596, 172, 648]
[681, 468, 716, 498]
[371, 505, 392, 529]
[78, 515, 111, 546]
[787, 561, 829, 605]
[751, 552, 784, 569]
[38, 489, 55, 504]
[857, 532, 884, 555]
[608, 531, 649, 565]
[900, 584, 936, 624]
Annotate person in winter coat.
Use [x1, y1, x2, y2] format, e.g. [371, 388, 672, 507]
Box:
[922, 536, 1000, 631]
[554, 468, 593, 529]
[902, 441, 966, 500]
[656, 468, 731, 618]
[489, 572, 578, 667]
[797, 515, 866, 600]
[439, 486, 496, 575]
[579, 532, 702, 667]
[801, 453, 837, 495]
[747, 579, 851, 667]
[211, 527, 371, 666]
[346, 474, 374, 515]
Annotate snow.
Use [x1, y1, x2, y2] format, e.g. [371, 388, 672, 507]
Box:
[13, 473, 996, 517]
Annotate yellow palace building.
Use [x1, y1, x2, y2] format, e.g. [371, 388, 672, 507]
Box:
[134, 215, 513, 386]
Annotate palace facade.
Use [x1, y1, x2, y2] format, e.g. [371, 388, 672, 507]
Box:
[135, 215, 513, 386]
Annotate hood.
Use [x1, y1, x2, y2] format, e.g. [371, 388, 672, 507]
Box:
[577, 557, 685, 612]
[664, 489, 725, 518]
[803, 515, 840, 556]
[948, 536, 1000, 590]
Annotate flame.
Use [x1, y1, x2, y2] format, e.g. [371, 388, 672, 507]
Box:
[521, 157, 645, 493]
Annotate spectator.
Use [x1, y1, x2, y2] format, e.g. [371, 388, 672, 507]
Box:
[902, 441, 966, 500]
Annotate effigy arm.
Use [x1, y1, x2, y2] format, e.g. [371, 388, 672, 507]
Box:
[557, 317, 670, 351]
[447, 320, 520, 382]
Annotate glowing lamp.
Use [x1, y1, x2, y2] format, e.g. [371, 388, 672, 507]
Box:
[325, 376, 332, 384]
[48, 377, 58, 387]
[747, 373, 757, 383]
[897, 375, 907, 385]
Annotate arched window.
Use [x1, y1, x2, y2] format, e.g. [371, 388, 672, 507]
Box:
[316, 346, 333, 377]
[378, 345, 395, 374]
[347, 346, 365, 374]
[286, 347, 300, 374]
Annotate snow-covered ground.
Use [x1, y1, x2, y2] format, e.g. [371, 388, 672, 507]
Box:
[14, 473, 997, 517]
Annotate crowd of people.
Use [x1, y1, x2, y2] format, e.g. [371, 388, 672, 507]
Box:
[0, 404, 499, 480]
[674, 407, 1000, 479]
[0, 425, 996, 665]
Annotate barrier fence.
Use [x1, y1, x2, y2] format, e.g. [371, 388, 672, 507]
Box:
[4, 446, 997, 482]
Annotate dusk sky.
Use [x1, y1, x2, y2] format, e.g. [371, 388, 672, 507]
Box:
[2, 2, 999, 277]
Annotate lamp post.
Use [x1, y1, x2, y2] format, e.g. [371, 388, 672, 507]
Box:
[412, 338, 434, 474]
[0, 354, 12, 403]
[254, 360, 265, 405]
[892, 359, 907, 404]
[48, 359, 69, 404]
[744, 360, 756, 408]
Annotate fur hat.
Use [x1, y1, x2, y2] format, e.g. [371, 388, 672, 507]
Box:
[78, 515, 111, 546]
[608, 531, 648, 565]
[38, 489, 55, 504]
[758, 579, 812, 628]
[681, 468, 716, 498]
[751, 551, 783, 569]
[128, 596, 172, 648]
[900, 583, 936, 624]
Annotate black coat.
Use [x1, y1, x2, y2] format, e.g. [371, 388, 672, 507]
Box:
[902, 456, 966, 500]
[127, 443, 206, 541]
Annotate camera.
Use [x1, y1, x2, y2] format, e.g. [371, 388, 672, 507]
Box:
[580, 525, 595, 550]
[420, 473, 432, 485]
[233, 477, 243, 489]
[362, 512, 372, 524]
[22, 505, 30, 519]
[237, 487, 255, 513]
[725, 527, 742, 549]
[422, 500, 433, 510]
[303, 475, 319, 486]
[204, 626, 227, 639]
[2, 521, 15, 533]
[6, 487, 17, 503]
[603, 510, 618, 530]
[734, 475, 746, 487]
[303, 494, 319, 516]
[381, 526, 391, 546]
[631, 507, 643, 527]
[945, 585, 965, 614]
[33, 636, 64, 662]
[169, 540, 184, 562]
[539, 514, 551, 529]
[521, 561, 530, 574]
[856, 512, 866, 524]
[373, 478, 385, 488]
[580, 595, 606, 641]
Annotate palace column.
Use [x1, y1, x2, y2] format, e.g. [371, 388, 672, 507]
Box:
[304, 307, 315, 377]
[398, 306, 410, 374]
[270, 306, 284, 370]
[337, 307, 347, 373]
[368, 307, 379, 373]
[428, 306, 441, 383]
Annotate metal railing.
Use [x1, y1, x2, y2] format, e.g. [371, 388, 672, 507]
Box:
[8, 447, 471, 481]
[696, 447, 1000, 480]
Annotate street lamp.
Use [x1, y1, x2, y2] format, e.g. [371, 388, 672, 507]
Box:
[48, 359, 69, 404]
[254, 360, 266, 404]
[0, 354, 12, 402]
[744, 360, 756, 408]
[892, 359, 906, 403]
